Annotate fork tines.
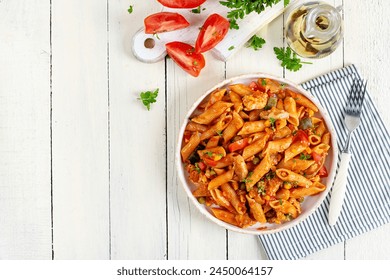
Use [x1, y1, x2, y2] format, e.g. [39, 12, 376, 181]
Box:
[347, 79, 367, 116]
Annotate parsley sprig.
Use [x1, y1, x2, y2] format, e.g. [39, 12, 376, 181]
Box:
[274, 47, 312, 72]
[138, 89, 159, 111]
[220, 0, 290, 29]
[247, 35, 266, 51]
[127, 5, 133, 14]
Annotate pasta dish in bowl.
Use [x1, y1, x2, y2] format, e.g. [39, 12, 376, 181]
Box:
[176, 73, 337, 234]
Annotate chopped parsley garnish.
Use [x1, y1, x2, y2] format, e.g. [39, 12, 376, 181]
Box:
[216, 130, 223, 136]
[204, 151, 213, 157]
[242, 171, 254, 183]
[265, 170, 275, 180]
[257, 181, 266, 195]
[261, 79, 267, 86]
[279, 199, 283, 205]
[269, 117, 276, 129]
[138, 88, 159, 111]
[228, 45, 235, 51]
[127, 5, 133, 14]
[194, 163, 201, 173]
[300, 153, 312, 160]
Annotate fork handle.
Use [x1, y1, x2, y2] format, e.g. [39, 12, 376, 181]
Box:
[328, 152, 351, 226]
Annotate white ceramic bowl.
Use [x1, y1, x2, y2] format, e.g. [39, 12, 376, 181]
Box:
[176, 73, 338, 235]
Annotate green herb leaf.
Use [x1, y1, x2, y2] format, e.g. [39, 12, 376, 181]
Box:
[274, 46, 312, 72]
[299, 153, 312, 160]
[194, 163, 201, 173]
[138, 88, 159, 111]
[265, 170, 275, 180]
[257, 181, 266, 195]
[220, 0, 288, 29]
[191, 6, 202, 14]
[269, 117, 276, 129]
[247, 35, 266, 51]
[279, 199, 283, 205]
[228, 45, 235, 51]
[127, 5, 133, 14]
[204, 151, 213, 157]
[216, 130, 223, 137]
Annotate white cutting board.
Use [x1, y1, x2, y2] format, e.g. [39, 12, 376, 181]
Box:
[132, 0, 296, 63]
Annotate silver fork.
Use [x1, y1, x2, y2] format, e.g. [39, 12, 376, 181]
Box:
[328, 78, 367, 226]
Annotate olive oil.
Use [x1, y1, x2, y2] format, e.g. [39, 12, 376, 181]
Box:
[285, 1, 343, 59]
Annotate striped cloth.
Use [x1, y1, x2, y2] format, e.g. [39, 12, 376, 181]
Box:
[258, 64, 390, 260]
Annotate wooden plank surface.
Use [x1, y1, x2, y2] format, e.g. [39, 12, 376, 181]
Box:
[51, 0, 109, 259]
[0, 0, 52, 259]
[109, 0, 167, 260]
[167, 53, 227, 259]
[343, 0, 390, 260]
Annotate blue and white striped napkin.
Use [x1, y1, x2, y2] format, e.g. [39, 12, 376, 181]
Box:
[258, 65, 390, 260]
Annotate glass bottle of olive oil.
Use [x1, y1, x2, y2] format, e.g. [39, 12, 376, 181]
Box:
[285, 1, 343, 59]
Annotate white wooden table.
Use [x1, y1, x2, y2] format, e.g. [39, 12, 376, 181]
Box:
[1, 0, 389, 260]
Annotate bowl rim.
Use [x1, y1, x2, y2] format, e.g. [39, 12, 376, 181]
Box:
[175, 72, 338, 235]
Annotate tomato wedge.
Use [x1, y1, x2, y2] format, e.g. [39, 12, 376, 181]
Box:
[144, 12, 190, 34]
[318, 166, 328, 178]
[228, 138, 249, 153]
[166, 42, 205, 77]
[311, 151, 322, 164]
[293, 130, 310, 146]
[157, 0, 206, 8]
[195, 14, 230, 53]
[197, 161, 206, 171]
[203, 158, 218, 167]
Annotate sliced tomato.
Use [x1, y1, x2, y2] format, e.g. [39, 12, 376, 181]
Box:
[144, 12, 190, 34]
[195, 14, 230, 53]
[183, 131, 192, 143]
[228, 138, 249, 153]
[318, 166, 328, 178]
[293, 130, 310, 146]
[166, 42, 205, 77]
[249, 81, 259, 91]
[197, 161, 206, 171]
[311, 151, 322, 164]
[203, 158, 218, 167]
[157, 0, 206, 8]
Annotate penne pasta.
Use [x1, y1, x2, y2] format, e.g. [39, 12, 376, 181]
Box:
[211, 208, 238, 226]
[221, 183, 246, 215]
[246, 153, 273, 190]
[242, 133, 270, 160]
[181, 79, 331, 228]
[192, 101, 234, 125]
[277, 158, 315, 173]
[181, 132, 201, 161]
[286, 89, 318, 112]
[290, 181, 326, 198]
[276, 168, 313, 187]
[309, 134, 322, 145]
[262, 136, 293, 157]
[238, 120, 266, 135]
[205, 89, 226, 110]
[208, 169, 234, 190]
[246, 196, 267, 223]
[223, 112, 244, 143]
[284, 142, 308, 162]
[322, 132, 331, 145]
[185, 121, 208, 133]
